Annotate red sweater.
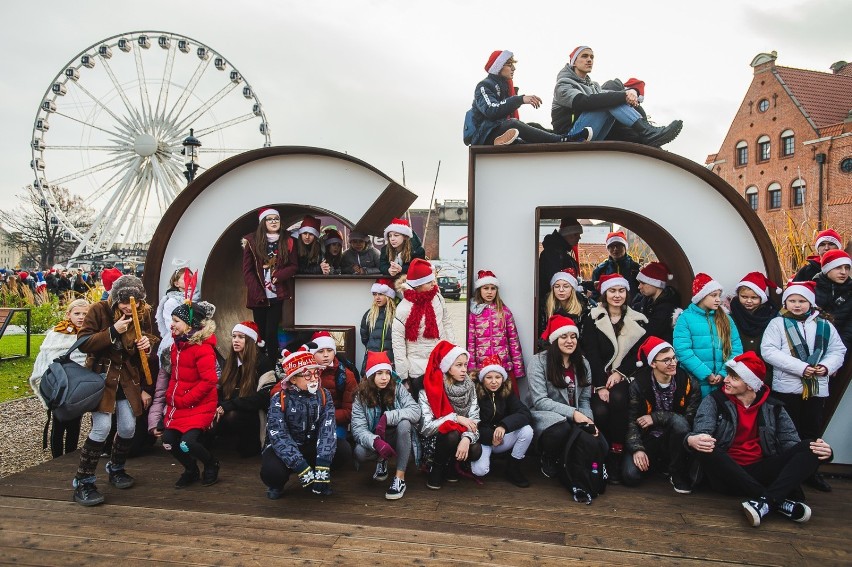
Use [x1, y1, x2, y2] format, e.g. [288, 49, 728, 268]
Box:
[319, 359, 357, 427]
[726, 388, 769, 466]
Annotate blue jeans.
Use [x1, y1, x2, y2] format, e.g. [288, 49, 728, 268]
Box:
[569, 104, 641, 141]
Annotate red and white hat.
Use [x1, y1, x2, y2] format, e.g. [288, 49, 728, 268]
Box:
[297, 215, 321, 238]
[597, 273, 629, 295]
[478, 354, 507, 382]
[323, 228, 343, 246]
[541, 314, 579, 344]
[550, 268, 579, 290]
[624, 77, 645, 100]
[384, 218, 413, 239]
[736, 272, 781, 304]
[310, 331, 337, 353]
[821, 249, 852, 274]
[432, 340, 469, 373]
[691, 273, 722, 304]
[569, 45, 592, 67]
[636, 336, 673, 367]
[365, 351, 393, 379]
[782, 280, 816, 305]
[233, 320, 264, 348]
[371, 278, 396, 299]
[258, 208, 280, 223]
[815, 229, 842, 250]
[280, 346, 322, 381]
[637, 262, 672, 289]
[485, 50, 513, 75]
[725, 351, 766, 392]
[606, 231, 628, 248]
[406, 258, 435, 288]
[474, 269, 499, 290]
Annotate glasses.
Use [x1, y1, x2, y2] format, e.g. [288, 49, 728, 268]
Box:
[264, 216, 280, 222]
[298, 369, 321, 379]
[654, 356, 678, 366]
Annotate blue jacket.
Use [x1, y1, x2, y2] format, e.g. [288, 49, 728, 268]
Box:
[266, 384, 337, 473]
[672, 303, 743, 397]
[463, 75, 524, 145]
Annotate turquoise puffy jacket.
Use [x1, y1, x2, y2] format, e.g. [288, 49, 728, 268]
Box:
[673, 303, 743, 398]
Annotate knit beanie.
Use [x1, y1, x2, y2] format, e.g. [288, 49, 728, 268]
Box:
[172, 301, 215, 328]
[782, 281, 816, 306]
[541, 314, 579, 344]
[736, 272, 781, 304]
[725, 352, 766, 392]
[821, 249, 852, 274]
[280, 346, 322, 381]
[478, 354, 507, 382]
[559, 217, 583, 236]
[637, 262, 672, 289]
[691, 273, 722, 304]
[635, 336, 673, 367]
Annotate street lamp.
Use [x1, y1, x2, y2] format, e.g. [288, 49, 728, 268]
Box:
[182, 128, 201, 184]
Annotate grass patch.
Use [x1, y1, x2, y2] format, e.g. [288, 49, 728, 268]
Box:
[0, 334, 46, 403]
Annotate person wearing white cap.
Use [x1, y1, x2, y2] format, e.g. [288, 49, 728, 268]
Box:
[538, 268, 590, 346]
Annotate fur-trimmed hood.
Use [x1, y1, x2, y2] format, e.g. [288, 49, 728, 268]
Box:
[176, 318, 217, 346]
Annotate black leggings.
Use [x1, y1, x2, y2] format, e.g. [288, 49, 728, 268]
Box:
[162, 428, 215, 472]
[252, 301, 283, 360]
[50, 416, 82, 458]
[591, 381, 629, 448]
[435, 430, 482, 465]
[215, 409, 262, 457]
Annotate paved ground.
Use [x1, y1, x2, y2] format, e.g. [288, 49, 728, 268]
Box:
[445, 298, 467, 347]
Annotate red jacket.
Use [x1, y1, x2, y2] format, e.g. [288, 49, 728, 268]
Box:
[241, 233, 298, 308]
[164, 331, 218, 433]
[320, 359, 358, 427]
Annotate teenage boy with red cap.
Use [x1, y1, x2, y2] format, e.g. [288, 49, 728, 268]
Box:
[591, 231, 641, 301]
[311, 331, 357, 467]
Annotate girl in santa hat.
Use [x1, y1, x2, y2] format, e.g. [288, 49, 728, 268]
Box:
[360, 279, 397, 374]
[538, 268, 589, 348]
[320, 227, 344, 275]
[378, 218, 426, 278]
[241, 207, 298, 359]
[211, 321, 277, 458]
[351, 351, 421, 500]
[632, 261, 681, 344]
[729, 272, 779, 370]
[295, 215, 324, 274]
[467, 270, 525, 393]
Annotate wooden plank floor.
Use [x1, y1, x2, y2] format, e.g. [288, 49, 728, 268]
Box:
[0, 449, 849, 566]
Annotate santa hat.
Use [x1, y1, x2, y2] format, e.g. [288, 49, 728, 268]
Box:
[636, 336, 673, 367]
[423, 342, 470, 436]
[541, 314, 579, 344]
[280, 346, 322, 381]
[550, 268, 579, 290]
[474, 270, 499, 290]
[478, 354, 507, 382]
[821, 249, 852, 274]
[736, 272, 781, 304]
[485, 50, 514, 75]
[297, 215, 321, 238]
[569, 46, 592, 67]
[365, 351, 393, 379]
[725, 352, 766, 392]
[438, 342, 469, 373]
[606, 231, 628, 248]
[371, 278, 396, 299]
[258, 208, 279, 223]
[624, 77, 645, 101]
[691, 273, 722, 304]
[782, 280, 816, 306]
[637, 262, 672, 289]
[309, 331, 337, 353]
[233, 320, 264, 348]
[406, 258, 435, 288]
[323, 228, 343, 246]
[384, 218, 413, 239]
[597, 273, 629, 295]
[815, 229, 842, 250]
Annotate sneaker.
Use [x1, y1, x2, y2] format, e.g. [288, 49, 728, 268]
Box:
[670, 475, 692, 495]
[201, 460, 220, 487]
[562, 126, 594, 143]
[494, 128, 519, 146]
[175, 468, 200, 489]
[373, 459, 389, 482]
[426, 465, 443, 490]
[777, 499, 811, 523]
[385, 477, 407, 500]
[742, 498, 770, 527]
[540, 455, 558, 479]
[266, 487, 284, 500]
[73, 482, 105, 507]
[106, 462, 135, 489]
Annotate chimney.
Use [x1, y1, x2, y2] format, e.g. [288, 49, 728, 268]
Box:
[830, 60, 850, 75]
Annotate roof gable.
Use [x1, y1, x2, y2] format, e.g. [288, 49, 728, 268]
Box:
[774, 66, 852, 131]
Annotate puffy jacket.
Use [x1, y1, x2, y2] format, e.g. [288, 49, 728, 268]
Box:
[391, 292, 455, 381]
[341, 245, 380, 275]
[673, 303, 743, 397]
[581, 306, 648, 388]
[360, 307, 394, 370]
[241, 233, 298, 308]
[527, 351, 593, 434]
[378, 232, 426, 277]
[477, 388, 532, 446]
[625, 366, 701, 453]
[814, 273, 852, 348]
[463, 74, 524, 145]
[551, 63, 627, 133]
[467, 303, 525, 377]
[266, 384, 337, 472]
[419, 386, 480, 443]
[631, 287, 682, 344]
[351, 383, 421, 449]
[164, 329, 218, 433]
[319, 359, 358, 427]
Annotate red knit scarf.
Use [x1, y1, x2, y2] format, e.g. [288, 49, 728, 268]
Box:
[403, 285, 440, 342]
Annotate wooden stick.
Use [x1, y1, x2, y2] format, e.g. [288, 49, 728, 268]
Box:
[129, 296, 153, 386]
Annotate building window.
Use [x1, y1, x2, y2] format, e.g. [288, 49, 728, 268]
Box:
[736, 140, 748, 166]
[841, 157, 852, 173]
[745, 186, 758, 211]
[767, 182, 782, 210]
[791, 179, 805, 207]
[758, 99, 769, 112]
[780, 129, 795, 157]
[757, 135, 771, 162]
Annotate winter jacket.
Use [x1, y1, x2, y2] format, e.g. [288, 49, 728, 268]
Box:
[218, 353, 277, 412]
[341, 245, 381, 275]
[591, 255, 641, 300]
[551, 64, 628, 133]
[814, 273, 852, 348]
[266, 384, 337, 472]
[581, 306, 648, 388]
[241, 233, 298, 308]
[360, 307, 394, 370]
[164, 328, 219, 433]
[760, 314, 846, 397]
[378, 232, 426, 277]
[477, 388, 532, 446]
[467, 303, 525, 376]
[464, 74, 525, 145]
[155, 287, 201, 359]
[538, 230, 580, 302]
[793, 258, 821, 283]
[391, 292, 455, 381]
[625, 366, 701, 453]
[29, 328, 87, 408]
[537, 295, 591, 351]
[419, 386, 481, 443]
[729, 298, 778, 357]
[673, 303, 743, 397]
[527, 351, 593, 434]
[319, 359, 358, 427]
[351, 384, 421, 449]
[631, 287, 682, 344]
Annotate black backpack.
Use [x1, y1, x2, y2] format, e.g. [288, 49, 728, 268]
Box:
[559, 424, 608, 505]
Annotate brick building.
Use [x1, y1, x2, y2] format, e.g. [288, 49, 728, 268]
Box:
[706, 52, 852, 275]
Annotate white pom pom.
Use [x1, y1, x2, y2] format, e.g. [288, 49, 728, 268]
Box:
[774, 287, 782, 294]
[667, 274, 674, 280]
[636, 360, 644, 367]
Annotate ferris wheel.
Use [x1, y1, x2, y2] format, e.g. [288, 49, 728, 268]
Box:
[30, 30, 272, 259]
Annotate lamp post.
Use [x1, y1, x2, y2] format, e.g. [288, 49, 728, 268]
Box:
[182, 128, 201, 184]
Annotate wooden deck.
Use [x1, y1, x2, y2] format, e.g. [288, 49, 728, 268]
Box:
[1, 449, 850, 566]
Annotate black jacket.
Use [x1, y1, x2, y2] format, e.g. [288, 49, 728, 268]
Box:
[814, 273, 852, 348]
[625, 366, 701, 453]
[476, 389, 532, 447]
[631, 286, 681, 344]
[538, 231, 580, 302]
[219, 353, 276, 412]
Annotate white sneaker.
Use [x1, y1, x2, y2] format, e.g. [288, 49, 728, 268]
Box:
[385, 477, 406, 500]
[742, 498, 770, 527]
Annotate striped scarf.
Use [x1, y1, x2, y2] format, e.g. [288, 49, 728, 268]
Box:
[781, 309, 830, 399]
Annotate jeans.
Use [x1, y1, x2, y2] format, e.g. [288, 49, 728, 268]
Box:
[568, 104, 642, 141]
[354, 420, 413, 473]
[471, 424, 534, 476]
[90, 400, 135, 442]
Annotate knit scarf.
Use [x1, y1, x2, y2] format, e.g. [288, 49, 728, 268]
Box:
[445, 378, 474, 418]
[403, 285, 440, 341]
[730, 298, 777, 338]
[780, 308, 830, 399]
[53, 320, 79, 334]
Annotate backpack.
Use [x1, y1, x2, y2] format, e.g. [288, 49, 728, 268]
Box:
[559, 424, 607, 504]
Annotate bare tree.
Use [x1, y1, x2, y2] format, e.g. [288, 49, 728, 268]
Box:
[1, 185, 93, 268]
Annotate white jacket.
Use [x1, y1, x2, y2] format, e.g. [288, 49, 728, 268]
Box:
[392, 293, 455, 381]
[760, 315, 846, 397]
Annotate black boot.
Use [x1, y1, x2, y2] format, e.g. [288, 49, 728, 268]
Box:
[630, 118, 683, 147]
[805, 471, 832, 492]
[201, 459, 220, 487]
[426, 463, 444, 490]
[106, 435, 135, 489]
[74, 437, 106, 506]
[506, 456, 530, 488]
[73, 480, 105, 506]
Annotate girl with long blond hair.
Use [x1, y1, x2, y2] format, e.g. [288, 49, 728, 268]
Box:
[360, 279, 397, 374]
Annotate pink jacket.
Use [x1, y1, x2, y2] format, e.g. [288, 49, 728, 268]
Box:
[467, 303, 525, 376]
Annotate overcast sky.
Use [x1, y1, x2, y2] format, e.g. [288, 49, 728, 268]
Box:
[1, 0, 848, 222]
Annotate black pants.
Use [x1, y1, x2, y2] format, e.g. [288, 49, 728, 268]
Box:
[215, 409, 262, 457]
[261, 444, 317, 490]
[622, 414, 690, 486]
[252, 300, 283, 360]
[434, 430, 482, 465]
[491, 119, 564, 144]
[538, 421, 608, 488]
[162, 428, 215, 472]
[50, 416, 82, 458]
[771, 392, 825, 439]
[697, 440, 820, 506]
[591, 381, 629, 447]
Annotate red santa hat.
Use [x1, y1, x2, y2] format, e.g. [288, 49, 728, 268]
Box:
[821, 249, 852, 274]
[736, 272, 781, 304]
[323, 228, 343, 246]
[280, 346, 322, 381]
[597, 273, 629, 295]
[569, 45, 592, 67]
[406, 258, 435, 288]
[478, 354, 507, 382]
[364, 351, 393, 379]
[384, 218, 413, 240]
[725, 351, 766, 392]
[550, 268, 579, 290]
[309, 331, 337, 353]
[541, 314, 579, 344]
[485, 50, 514, 75]
[422, 341, 470, 436]
[606, 231, 628, 248]
[624, 77, 645, 98]
[815, 229, 842, 250]
[232, 320, 265, 348]
[636, 336, 674, 367]
[371, 278, 396, 299]
[636, 262, 672, 289]
[258, 208, 280, 223]
[782, 280, 816, 306]
[438, 342, 469, 373]
[474, 270, 499, 290]
[297, 215, 321, 238]
[691, 273, 722, 304]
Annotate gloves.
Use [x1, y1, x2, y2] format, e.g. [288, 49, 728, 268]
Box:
[375, 414, 388, 439]
[373, 438, 397, 460]
[297, 465, 315, 488]
[312, 464, 332, 496]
